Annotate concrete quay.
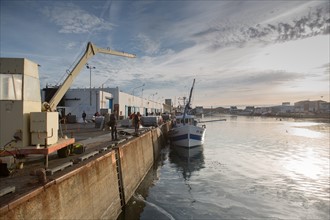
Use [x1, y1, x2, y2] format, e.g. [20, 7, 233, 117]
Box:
[0, 121, 170, 219]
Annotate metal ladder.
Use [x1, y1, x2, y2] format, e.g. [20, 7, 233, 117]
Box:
[114, 147, 125, 208]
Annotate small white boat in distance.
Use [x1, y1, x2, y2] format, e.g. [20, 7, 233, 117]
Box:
[169, 79, 206, 148]
[170, 114, 206, 148]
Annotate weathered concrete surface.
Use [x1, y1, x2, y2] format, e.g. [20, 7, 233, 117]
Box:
[120, 132, 154, 204]
[152, 123, 170, 161]
[0, 123, 170, 220]
[1, 151, 121, 220]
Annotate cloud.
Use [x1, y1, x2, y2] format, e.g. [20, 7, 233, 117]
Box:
[320, 63, 330, 77]
[41, 2, 114, 34]
[2, 0, 329, 106]
[193, 69, 305, 93]
[233, 70, 305, 86]
[134, 33, 161, 55]
[65, 42, 78, 50]
[192, 5, 330, 50]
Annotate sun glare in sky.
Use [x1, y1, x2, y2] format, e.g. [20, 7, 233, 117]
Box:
[252, 36, 329, 73]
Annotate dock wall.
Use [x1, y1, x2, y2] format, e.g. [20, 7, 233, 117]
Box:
[0, 124, 169, 220]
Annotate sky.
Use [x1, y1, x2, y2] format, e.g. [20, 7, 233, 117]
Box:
[1, 0, 329, 108]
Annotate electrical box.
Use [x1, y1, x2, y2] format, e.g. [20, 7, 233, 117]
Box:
[30, 112, 58, 146]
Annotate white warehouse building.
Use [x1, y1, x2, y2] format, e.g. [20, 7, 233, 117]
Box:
[42, 87, 163, 121]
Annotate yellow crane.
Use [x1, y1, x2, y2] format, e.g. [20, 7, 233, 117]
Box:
[45, 42, 136, 111]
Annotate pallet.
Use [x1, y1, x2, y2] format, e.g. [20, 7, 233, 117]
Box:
[46, 162, 73, 176]
[0, 186, 16, 197]
[78, 151, 99, 162]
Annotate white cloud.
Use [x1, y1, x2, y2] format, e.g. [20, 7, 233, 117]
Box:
[2, 0, 329, 106]
[65, 42, 78, 50]
[249, 35, 330, 73]
[135, 33, 161, 55]
[41, 3, 113, 34]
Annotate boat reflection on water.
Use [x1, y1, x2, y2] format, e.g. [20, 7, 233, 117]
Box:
[118, 145, 205, 220]
[169, 145, 205, 180]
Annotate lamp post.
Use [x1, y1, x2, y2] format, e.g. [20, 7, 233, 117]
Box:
[152, 92, 158, 102]
[101, 78, 112, 109]
[147, 92, 158, 113]
[148, 92, 158, 100]
[156, 96, 163, 113]
[157, 96, 164, 103]
[132, 84, 145, 112]
[141, 88, 144, 111]
[86, 63, 96, 106]
[132, 83, 145, 96]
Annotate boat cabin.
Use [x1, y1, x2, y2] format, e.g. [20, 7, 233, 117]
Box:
[174, 115, 197, 126]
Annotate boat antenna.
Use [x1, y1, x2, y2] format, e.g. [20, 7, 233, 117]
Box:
[182, 78, 195, 125]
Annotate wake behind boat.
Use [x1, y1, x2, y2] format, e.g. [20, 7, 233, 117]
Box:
[169, 79, 206, 148]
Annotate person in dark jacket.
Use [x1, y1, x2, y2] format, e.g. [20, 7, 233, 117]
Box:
[134, 112, 141, 134]
[82, 111, 87, 123]
[109, 111, 118, 140]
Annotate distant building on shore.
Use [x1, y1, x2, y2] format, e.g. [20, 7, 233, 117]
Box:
[294, 100, 329, 113]
[211, 100, 330, 117]
[229, 106, 239, 114]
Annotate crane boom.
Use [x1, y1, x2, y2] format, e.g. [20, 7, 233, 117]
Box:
[46, 42, 136, 111]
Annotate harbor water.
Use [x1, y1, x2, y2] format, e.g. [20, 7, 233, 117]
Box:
[118, 115, 330, 220]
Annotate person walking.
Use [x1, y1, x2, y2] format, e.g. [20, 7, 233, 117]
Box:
[130, 112, 135, 128]
[109, 111, 118, 140]
[82, 111, 87, 123]
[134, 112, 141, 134]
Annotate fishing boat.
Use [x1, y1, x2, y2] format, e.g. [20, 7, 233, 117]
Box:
[169, 79, 206, 148]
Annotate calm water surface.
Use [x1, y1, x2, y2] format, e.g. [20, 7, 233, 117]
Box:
[118, 116, 330, 220]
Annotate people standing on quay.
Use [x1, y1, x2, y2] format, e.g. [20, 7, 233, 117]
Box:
[109, 111, 118, 141]
[134, 112, 141, 134]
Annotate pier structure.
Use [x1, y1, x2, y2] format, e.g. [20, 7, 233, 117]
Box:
[0, 122, 170, 219]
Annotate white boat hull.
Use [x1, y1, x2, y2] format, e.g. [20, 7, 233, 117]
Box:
[171, 145, 203, 158]
[169, 124, 206, 148]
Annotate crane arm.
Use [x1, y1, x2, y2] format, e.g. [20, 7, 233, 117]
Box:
[45, 42, 136, 111]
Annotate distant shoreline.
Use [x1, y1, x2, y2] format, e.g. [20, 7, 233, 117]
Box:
[199, 113, 330, 123]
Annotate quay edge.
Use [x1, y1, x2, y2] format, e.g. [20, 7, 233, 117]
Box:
[0, 122, 171, 220]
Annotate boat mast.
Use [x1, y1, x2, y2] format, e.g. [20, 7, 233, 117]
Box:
[182, 78, 195, 125]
